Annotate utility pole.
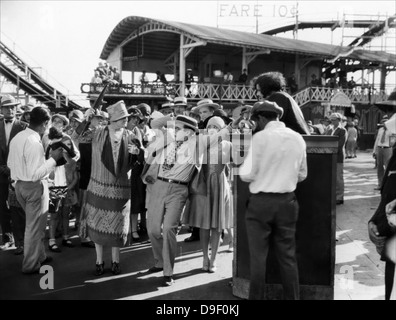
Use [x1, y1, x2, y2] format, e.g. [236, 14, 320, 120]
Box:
[256, 0, 259, 34]
[293, 2, 299, 40]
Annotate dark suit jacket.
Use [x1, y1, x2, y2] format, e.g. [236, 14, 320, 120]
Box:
[332, 126, 347, 163]
[0, 119, 28, 184]
[267, 91, 311, 135]
[370, 148, 396, 237]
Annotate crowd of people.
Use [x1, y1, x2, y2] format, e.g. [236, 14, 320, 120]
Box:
[92, 61, 121, 86]
[1, 71, 395, 300]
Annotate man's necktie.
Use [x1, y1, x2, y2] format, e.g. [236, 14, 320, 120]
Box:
[5, 120, 12, 124]
[162, 141, 184, 171]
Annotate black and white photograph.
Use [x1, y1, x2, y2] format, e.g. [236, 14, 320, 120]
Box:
[0, 0, 395, 302]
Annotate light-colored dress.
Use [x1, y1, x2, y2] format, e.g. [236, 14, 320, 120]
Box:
[82, 126, 133, 247]
[184, 139, 233, 231]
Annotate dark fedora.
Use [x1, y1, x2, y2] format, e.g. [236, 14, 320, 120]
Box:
[136, 103, 151, 116]
[127, 105, 144, 120]
[375, 91, 396, 112]
[175, 115, 198, 132]
[251, 100, 284, 118]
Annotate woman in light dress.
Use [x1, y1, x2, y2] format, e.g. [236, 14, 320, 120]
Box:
[184, 116, 233, 273]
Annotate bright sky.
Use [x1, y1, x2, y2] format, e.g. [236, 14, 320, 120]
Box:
[1, 0, 395, 107]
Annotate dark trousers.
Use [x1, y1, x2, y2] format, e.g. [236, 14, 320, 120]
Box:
[385, 261, 395, 300]
[245, 192, 300, 300]
[0, 182, 13, 244]
[10, 206, 26, 247]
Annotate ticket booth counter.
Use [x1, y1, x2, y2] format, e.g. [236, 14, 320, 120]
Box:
[232, 135, 338, 300]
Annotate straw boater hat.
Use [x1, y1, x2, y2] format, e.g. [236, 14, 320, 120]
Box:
[107, 100, 129, 122]
[52, 113, 70, 127]
[175, 115, 198, 132]
[195, 99, 220, 112]
[160, 102, 174, 112]
[0, 95, 20, 108]
[173, 97, 188, 107]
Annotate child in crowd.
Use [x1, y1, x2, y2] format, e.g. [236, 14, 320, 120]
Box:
[46, 127, 78, 252]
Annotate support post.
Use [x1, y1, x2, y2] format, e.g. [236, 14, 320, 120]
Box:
[380, 64, 386, 91]
[242, 47, 248, 72]
[179, 34, 186, 97]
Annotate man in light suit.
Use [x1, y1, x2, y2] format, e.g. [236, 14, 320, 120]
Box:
[0, 95, 28, 250]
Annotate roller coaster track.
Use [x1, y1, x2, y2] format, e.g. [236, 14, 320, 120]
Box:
[0, 40, 82, 109]
[263, 16, 396, 47]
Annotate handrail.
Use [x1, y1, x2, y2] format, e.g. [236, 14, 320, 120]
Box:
[1, 62, 60, 109]
[81, 82, 389, 106]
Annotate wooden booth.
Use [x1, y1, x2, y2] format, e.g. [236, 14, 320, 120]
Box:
[232, 135, 338, 300]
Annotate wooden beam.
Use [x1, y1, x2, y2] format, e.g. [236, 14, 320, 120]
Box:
[181, 40, 207, 49]
[244, 49, 271, 56]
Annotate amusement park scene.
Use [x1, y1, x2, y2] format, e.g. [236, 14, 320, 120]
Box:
[0, 0, 396, 302]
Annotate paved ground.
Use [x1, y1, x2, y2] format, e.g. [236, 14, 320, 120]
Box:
[334, 150, 385, 300]
[0, 150, 387, 300]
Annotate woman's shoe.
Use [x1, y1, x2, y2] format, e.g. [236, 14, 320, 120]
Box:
[132, 231, 140, 241]
[202, 258, 210, 272]
[48, 243, 61, 253]
[208, 263, 217, 273]
[81, 241, 95, 248]
[62, 239, 75, 248]
[95, 262, 105, 276]
[139, 223, 147, 234]
[111, 261, 121, 275]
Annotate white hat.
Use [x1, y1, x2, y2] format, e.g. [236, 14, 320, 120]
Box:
[150, 110, 164, 120]
[329, 113, 343, 121]
[174, 97, 188, 106]
[160, 102, 174, 111]
[195, 99, 220, 112]
[151, 115, 173, 130]
[107, 100, 129, 122]
[207, 116, 225, 129]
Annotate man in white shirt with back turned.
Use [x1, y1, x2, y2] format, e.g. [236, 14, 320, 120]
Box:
[8, 107, 63, 274]
[239, 100, 307, 300]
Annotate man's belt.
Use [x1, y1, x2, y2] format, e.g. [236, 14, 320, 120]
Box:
[157, 176, 189, 186]
[378, 146, 391, 148]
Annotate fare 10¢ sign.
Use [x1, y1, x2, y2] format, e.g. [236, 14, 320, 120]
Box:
[218, 2, 298, 18]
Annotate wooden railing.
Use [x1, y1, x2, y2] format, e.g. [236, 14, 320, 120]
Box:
[294, 86, 389, 107]
[81, 82, 257, 102]
[81, 82, 388, 105]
